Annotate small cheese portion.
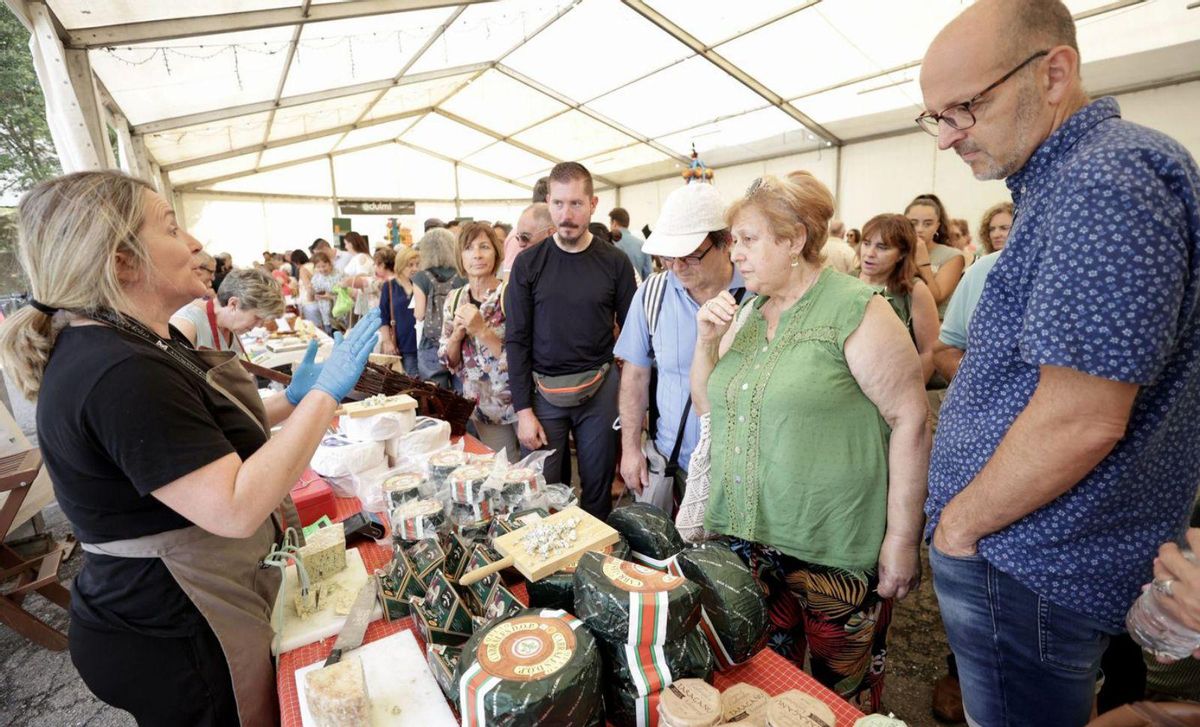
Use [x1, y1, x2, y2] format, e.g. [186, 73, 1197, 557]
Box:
[658, 678, 722, 727]
[304, 656, 371, 727]
[722, 683, 771, 725]
[298, 523, 348, 583]
[766, 690, 837, 727]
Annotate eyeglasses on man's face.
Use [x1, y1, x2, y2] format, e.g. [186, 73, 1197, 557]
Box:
[914, 50, 1049, 136]
[660, 242, 715, 268]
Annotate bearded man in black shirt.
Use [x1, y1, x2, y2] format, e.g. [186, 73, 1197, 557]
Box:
[504, 162, 637, 518]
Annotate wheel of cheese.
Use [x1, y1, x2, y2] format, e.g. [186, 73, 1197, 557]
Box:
[721, 683, 771, 725]
[448, 464, 493, 504]
[658, 678, 722, 727]
[573, 552, 700, 644]
[392, 498, 447, 543]
[527, 537, 630, 612]
[608, 503, 685, 569]
[603, 670, 716, 727]
[384, 472, 424, 509]
[455, 608, 603, 726]
[598, 629, 715, 698]
[428, 449, 469, 485]
[766, 691, 837, 727]
[667, 542, 769, 668]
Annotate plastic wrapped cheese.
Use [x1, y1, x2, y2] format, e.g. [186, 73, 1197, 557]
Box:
[573, 552, 700, 644]
[608, 503, 685, 570]
[667, 542, 769, 668]
[598, 630, 715, 699]
[455, 609, 603, 726]
[311, 434, 386, 479]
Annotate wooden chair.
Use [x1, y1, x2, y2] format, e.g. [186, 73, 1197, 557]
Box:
[0, 449, 70, 650]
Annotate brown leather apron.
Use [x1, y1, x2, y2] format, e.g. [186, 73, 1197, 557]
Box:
[80, 348, 296, 726]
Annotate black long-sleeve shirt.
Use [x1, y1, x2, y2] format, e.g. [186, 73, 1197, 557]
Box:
[504, 236, 637, 410]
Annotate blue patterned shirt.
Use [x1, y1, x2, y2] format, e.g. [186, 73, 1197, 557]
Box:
[926, 97, 1200, 630]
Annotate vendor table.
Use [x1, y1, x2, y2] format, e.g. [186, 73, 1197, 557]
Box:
[242, 328, 334, 370]
[277, 437, 866, 726]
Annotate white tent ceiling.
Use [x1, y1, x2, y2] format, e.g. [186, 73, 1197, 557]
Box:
[29, 0, 1200, 200]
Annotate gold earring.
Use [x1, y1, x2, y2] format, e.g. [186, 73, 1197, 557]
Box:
[790, 255, 800, 268]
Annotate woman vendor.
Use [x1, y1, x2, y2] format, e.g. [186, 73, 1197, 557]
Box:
[171, 267, 285, 355]
[0, 170, 380, 725]
[691, 173, 930, 711]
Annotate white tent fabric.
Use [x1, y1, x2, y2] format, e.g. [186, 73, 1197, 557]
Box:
[9, 0, 1200, 262]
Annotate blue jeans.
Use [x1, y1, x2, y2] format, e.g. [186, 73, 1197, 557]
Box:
[930, 545, 1110, 727]
[401, 351, 419, 378]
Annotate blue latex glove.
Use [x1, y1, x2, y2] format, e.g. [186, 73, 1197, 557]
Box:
[285, 339, 322, 405]
[311, 309, 381, 403]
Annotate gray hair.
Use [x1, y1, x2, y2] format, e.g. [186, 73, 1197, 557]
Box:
[418, 228, 458, 270]
[216, 268, 285, 318]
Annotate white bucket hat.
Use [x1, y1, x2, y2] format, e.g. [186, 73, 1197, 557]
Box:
[643, 183, 727, 258]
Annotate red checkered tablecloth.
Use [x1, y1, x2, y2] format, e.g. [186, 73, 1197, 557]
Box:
[277, 435, 864, 725]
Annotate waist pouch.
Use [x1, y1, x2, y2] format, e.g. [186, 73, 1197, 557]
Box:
[534, 363, 611, 408]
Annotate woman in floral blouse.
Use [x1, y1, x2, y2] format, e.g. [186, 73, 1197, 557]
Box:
[439, 222, 518, 460]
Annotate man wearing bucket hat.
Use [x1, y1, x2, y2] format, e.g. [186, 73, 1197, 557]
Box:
[614, 183, 745, 512]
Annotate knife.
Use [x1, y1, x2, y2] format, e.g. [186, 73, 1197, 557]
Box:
[323, 579, 378, 667]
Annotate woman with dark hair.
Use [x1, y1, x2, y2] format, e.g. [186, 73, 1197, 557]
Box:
[341, 232, 374, 323]
[846, 228, 861, 247]
[858, 214, 939, 382]
[905, 194, 964, 316]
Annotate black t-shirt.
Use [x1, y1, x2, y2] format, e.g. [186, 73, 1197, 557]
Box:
[504, 235, 637, 410]
[38, 325, 268, 635]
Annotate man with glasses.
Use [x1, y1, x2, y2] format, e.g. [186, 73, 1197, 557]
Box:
[505, 162, 637, 519]
[919, 1, 1200, 724]
[500, 202, 555, 279]
[614, 183, 743, 513]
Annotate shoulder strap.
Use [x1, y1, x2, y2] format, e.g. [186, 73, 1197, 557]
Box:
[642, 272, 669, 359]
[496, 281, 506, 317]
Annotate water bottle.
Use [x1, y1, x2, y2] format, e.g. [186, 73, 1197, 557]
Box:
[1126, 548, 1200, 660]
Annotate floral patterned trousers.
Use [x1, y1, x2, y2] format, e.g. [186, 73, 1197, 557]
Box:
[729, 538, 892, 712]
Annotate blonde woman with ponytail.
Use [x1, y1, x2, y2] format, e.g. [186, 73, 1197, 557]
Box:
[0, 170, 380, 725]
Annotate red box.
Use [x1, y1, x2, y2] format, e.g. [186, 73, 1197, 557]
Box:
[291, 469, 336, 527]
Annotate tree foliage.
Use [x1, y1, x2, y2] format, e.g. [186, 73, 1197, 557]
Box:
[0, 8, 61, 194]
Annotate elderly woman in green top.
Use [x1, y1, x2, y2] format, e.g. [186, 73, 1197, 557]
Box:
[691, 173, 930, 711]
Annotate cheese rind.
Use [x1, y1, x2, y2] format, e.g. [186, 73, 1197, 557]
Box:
[303, 656, 370, 727]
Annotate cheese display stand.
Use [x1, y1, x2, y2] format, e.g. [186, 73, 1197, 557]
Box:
[276, 448, 869, 727]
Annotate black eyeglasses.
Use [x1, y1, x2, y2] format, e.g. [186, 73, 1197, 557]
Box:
[915, 50, 1049, 136]
[661, 242, 715, 268]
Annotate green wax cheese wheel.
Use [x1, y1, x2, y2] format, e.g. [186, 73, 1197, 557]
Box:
[527, 537, 630, 612]
[455, 608, 603, 726]
[598, 629, 715, 698]
[668, 542, 769, 668]
[608, 503, 685, 568]
[603, 665, 716, 727]
[573, 552, 700, 644]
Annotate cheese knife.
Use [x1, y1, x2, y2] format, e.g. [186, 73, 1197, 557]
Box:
[323, 579, 378, 667]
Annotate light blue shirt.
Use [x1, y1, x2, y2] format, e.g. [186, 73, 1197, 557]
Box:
[938, 251, 1002, 350]
[615, 268, 745, 468]
[616, 229, 652, 281]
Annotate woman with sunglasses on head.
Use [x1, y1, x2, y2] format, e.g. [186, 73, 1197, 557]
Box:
[691, 172, 930, 711]
[906, 193, 965, 317]
[858, 213, 940, 383]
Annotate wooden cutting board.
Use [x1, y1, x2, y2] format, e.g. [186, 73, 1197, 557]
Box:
[459, 506, 619, 585]
[295, 628, 456, 727]
[271, 547, 384, 655]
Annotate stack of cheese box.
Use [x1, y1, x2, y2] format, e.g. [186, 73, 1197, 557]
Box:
[576, 503, 772, 727]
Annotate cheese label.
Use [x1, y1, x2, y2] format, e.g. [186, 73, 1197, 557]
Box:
[560, 543, 614, 575]
[603, 555, 685, 593]
[477, 616, 577, 681]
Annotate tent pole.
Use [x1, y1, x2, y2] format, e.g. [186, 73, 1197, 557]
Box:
[453, 163, 462, 218]
[328, 155, 339, 217]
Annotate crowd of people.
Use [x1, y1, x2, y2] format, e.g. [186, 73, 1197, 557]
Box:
[3, 0, 1200, 725]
